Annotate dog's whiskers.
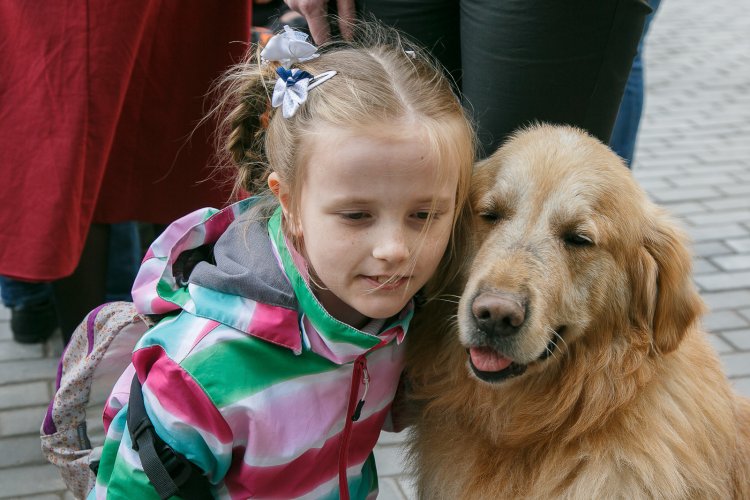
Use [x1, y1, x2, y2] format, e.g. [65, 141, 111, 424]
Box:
[543, 326, 561, 361]
[551, 327, 569, 353]
[433, 297, 460, 305]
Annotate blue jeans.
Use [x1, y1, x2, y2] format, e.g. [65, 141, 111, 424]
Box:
[610, 0, 662, 167]
[0, 222, 141, 308]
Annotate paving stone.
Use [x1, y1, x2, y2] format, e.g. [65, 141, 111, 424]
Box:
[694, 271, 750, 292]
[657, 202, 706, 217]
[670, 173, 735, 187]
[687, 223, 748, 243]
[0, 340, 45, 362]
[0, 406, 48, 437]
[721, 329, 750, 350]
[702, 310, 749, 332]
[731, 377, 750, 399]
[739, 308, 750, 322]
[711, 253, 750, 271]
[373, 444, 410, 477]
[718, 183, 750, 196]
[0, 382, 51, 411]
[701, 290, 750, 310]
[0, 464, 65, 499]
[690, 241, 734, 258]
[0, 320, 11, 341]
[377, 430, 408, 446]
[650, 186, 721, 203]
[0, 358, 59, 385]
[707, 333, 736, 355]
[0, 435, 47, 467]
[721, 351, 750, 378]
[726, 238, 750, 252]
[378, 478, 407, 500]
[702, 196, 750, 211]
[691, 258, 718, 275]
[686, 210, 750, 226]
[399, 474, 418, 500]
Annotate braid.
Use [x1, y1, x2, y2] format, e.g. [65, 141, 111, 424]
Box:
[208, 45, 277, 198]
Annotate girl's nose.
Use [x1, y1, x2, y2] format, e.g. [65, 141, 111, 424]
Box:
[372, 228, 410, 263]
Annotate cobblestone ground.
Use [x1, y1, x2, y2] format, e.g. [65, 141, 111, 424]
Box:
[1, 0, 748, 497]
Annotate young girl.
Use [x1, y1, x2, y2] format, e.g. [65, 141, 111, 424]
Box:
[91, 23, 474, 499]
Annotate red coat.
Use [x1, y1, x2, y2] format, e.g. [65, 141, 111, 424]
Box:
[0, 1, 251, 281]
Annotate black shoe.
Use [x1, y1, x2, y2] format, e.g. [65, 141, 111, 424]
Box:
[11, 300, 58, 344]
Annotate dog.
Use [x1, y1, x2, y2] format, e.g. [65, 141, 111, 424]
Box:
[405, 124, 750, 499]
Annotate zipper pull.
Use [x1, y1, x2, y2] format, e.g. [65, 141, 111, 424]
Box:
[351, 362, 370, 422]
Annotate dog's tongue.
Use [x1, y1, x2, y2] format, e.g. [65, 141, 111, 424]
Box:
[469, 347, 513, 372]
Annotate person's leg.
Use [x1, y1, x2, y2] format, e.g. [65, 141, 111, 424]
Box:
[0, 276, 57, 343]
[609, 0, 662, 167]
[105, 221, 141, 302]
[460, 0, 651, 157]
[52, 223, 110, 345]
[355, 0, 462, 86]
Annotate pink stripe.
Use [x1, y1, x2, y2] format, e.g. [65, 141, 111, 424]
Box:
[143, 247, 156, 261]
[235, 352, 403, 458]
[248, 302, 301, 353]
[204, 208, 236, 244]
[134, 346, 232, 443]
[225, 406, 389, 498]
[191, 319, 220, 349]
[150, 295, 177, 314]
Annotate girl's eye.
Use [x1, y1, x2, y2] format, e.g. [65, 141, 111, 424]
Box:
[415, 211, 431, 220]
[340, 212, 369, 221]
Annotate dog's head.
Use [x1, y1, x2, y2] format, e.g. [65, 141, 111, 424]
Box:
[459, 124, 704, 384]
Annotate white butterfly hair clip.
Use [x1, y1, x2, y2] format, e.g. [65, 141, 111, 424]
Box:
[262, 26, 337, 118]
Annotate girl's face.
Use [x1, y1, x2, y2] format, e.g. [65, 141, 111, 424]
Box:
[273, 125, 458, 329]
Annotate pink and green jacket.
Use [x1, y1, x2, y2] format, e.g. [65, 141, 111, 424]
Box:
[89, 198, 413, 499]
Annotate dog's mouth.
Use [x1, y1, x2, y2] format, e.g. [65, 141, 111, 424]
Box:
[467, 326, 566, 383]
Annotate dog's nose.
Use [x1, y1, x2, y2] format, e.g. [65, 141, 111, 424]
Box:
[472, 292, 526, 337]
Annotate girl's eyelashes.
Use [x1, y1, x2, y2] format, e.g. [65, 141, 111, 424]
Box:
[339, 212, 370, 221]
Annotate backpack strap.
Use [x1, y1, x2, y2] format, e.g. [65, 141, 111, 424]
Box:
[127, 375, 213, 500]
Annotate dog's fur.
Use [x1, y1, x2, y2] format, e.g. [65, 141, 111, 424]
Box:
[406, 125, 750, 499]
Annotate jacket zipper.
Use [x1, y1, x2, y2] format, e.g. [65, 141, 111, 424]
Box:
[338, 354, 370, 500]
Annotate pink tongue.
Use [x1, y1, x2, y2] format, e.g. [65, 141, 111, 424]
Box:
[469, 347, 513, 372]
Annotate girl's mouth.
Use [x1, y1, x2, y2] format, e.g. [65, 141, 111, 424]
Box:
[363, 275, 410, 290]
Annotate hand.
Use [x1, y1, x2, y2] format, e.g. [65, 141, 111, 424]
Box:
[283, 0, 355, 44]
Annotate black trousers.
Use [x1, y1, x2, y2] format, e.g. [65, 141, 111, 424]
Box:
[355, 0, 651, 157]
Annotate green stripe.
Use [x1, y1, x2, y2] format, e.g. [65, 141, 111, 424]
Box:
[267, 208, 383, 350]
[156, 269, 190, 307]
[182, 334, 336, 408]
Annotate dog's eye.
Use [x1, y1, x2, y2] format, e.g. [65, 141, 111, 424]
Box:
[564, 233, 594, 247]
[479, 211, 503, 224]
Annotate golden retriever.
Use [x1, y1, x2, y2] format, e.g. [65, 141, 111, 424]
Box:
[405, 124, 750, 499]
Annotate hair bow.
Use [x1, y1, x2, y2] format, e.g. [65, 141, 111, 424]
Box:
[272, 67, 313, 119]
[260, 25, 319, 68]
[262, 26, 337, 118]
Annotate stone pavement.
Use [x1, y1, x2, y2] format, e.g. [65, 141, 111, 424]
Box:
[1, 0, 749, 497]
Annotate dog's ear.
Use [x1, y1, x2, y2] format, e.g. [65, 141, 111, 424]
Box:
[635, 210, 704, 355]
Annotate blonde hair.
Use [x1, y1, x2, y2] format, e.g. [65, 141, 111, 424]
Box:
[210, 22, 475, 301]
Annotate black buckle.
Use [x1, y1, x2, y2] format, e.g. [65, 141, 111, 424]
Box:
[129, 419, 154, 452]
[158, 445, 194, 487]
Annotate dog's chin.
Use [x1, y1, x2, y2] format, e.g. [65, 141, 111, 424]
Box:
[466, 326, 566, 384]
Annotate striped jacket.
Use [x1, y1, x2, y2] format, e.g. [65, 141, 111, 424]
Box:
[89, 198, 413, 499]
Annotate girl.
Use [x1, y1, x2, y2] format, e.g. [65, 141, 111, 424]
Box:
[91, 23, 474, 499]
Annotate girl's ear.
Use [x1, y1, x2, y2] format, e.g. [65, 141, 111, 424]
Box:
[268, 173, 301, 236]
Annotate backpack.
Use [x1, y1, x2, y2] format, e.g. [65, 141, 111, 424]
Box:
[40, 302, 211, 499]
